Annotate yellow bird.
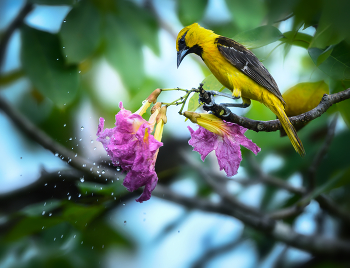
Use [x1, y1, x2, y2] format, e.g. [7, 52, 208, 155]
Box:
[176, 23, 305, 156]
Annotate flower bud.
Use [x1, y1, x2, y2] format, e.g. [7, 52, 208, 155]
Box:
[147, 88, 162, 104]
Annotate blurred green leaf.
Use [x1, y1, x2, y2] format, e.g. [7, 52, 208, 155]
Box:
[28, 0, 74, 5]
[21, 25, 79, 107]
[280, 31, 312, 49]
[309, 41, 350, 81]
[330, 80, 350, 127]
[104, 15, 144, 90]
[283, 81, 329, 117]
[178, 0, 208, 26]
[59, 0, 102, 64]
[82, 220, 133, 251]
[5, 217, 64, 242]
[117, 1, 160, 56]
[187, 74, 224, 113]
[225, 0, 266, 31]
[62, 203, 104, 230]
[316, 45, 334, 66]
[21, 200, 62, 217]
[233, 26, 283, 49]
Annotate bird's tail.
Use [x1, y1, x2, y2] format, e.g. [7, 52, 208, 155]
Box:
[267, 99, 305, 157]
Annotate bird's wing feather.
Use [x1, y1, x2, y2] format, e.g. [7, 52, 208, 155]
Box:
[216, 36, 285, 104]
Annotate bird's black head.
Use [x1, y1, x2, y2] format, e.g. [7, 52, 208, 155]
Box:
[176, 27, 203, 68]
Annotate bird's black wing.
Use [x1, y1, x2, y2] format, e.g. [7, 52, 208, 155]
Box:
[216, 36, 285, 104]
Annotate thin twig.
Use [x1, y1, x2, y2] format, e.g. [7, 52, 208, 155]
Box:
[0, 96, 118, 180]
[0, 3, 33, 71]
[180, 151, 263, 217]
[308, 115, 338, 190]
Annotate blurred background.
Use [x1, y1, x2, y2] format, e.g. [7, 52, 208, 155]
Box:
[1, 0, 350, 267]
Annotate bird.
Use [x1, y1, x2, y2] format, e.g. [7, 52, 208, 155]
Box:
[176, 23, 305, 156]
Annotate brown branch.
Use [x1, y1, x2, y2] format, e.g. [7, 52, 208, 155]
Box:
[308, 115, 338, 190]
[0, 96, 117, 180]
[199, 86, 350, 132]
[0, 3, 33, 71]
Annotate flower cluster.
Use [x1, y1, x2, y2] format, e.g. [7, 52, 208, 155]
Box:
[97, 90, 166, 203]
[97, 88, 260, 203]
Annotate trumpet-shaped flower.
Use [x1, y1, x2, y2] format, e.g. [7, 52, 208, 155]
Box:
[185, 112, 260, 177]
[97, 102, 163, 202]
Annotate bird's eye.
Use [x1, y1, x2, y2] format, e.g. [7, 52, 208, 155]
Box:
[180, 39, 185, 44]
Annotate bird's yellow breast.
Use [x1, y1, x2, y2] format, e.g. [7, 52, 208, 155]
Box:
[201, 42, 269, 103]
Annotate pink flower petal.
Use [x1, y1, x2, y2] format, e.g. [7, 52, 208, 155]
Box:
[188, 122, 260, 177]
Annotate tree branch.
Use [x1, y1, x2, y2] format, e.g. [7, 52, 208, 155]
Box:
[199, 85, 350, 132]
[0, 3, 33, 71]
[0, 96, 118, 180]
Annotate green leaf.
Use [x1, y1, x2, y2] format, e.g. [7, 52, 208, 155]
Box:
[186, 74, 224, 113]
[280, 31, 312, 49]
[225, 0, 266, 31]
[5, 217, 64, 242]
[283, 81, 329, 117]
[309, 41, 350, 81]
[59, 0, 102, 64]
[82, 220, 133, 251]
[117, 2, 160, 56]
[28, 0, 74, 5]
[104, 15, 144, 90]
[316, 45, 334, 66]
[21, 25, 79, 107]
[177, 0, 208, 26]
[233, 26, 283, 49]
[62, 203, 104, 230]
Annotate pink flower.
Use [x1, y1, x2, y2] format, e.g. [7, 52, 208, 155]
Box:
[97, 102, 163, 202]
[185, 112, 260, 177]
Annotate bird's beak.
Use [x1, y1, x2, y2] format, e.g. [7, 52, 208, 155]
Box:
[177, 47, 190, 68]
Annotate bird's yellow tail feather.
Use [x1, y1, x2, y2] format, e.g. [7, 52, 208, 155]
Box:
[267, 100, 305, 157]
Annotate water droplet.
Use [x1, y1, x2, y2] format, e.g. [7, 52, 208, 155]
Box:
[102, 170, 105, 174]
[63, 124, 66, 127]
[80, 177, 85, 182]
[92, 246, 94, 249]
[74, 235, 76, 238]
[123, 203, 125, 206]
[61, 235, 64, 238]
[81, 126, 84, 131]
[42, 211, 45, 215]
[69, 137, 72, 141]
[178, 230, 180, 233]
[65, 55, 68, 57]
[20, 157, 22, 159]
[78, 194, 81, 197]
[54, 237, 56, 241]
[44, 202, 46, 206]
[63, 19, 66, 23]
[64, 103, 66, 106]
[91, 140, 94, 143]
[124, 220, 127, 224]
[54, 185, 56, 188]
[63, 46, 65, 49]
[111, 192, 114, 196]
[55, 153, 59, 157]
[94, 147, 96, 150]
[117, 178, 120, 181]
[75, 153, 77, 157]
[81, 241, 83, 244]
[68, 196, 71, 200]
[79, 70, 81, 74]
[116, 167, 121, 171]
[57, 58, 59, 60]
[102, 245, 104, 248]
[49, 213, 52, 216]
[82, 164, 86, 167]
[44, 183, 47, 186]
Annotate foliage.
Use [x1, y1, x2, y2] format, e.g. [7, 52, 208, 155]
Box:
[1, 0, 350, 267]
